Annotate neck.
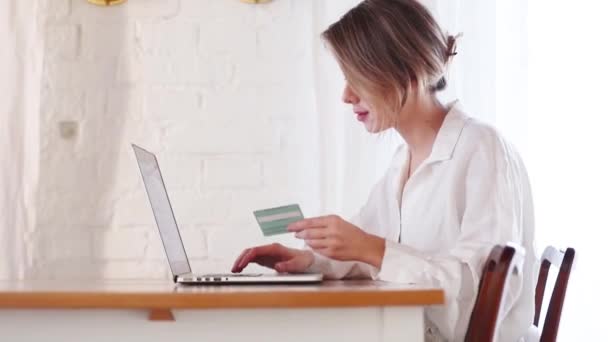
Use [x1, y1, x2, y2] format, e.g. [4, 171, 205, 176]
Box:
[394, 93, 448, 157]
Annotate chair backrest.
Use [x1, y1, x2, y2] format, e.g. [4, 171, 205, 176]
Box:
[534, 246, 575, 342]
[465, 244, 525, 342]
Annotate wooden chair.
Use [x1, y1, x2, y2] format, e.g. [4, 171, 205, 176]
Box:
[464, 244, 525, 342]
[533, 246, 576, 342]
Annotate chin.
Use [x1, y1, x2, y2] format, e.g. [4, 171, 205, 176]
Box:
[365, 122, 390, 134]
[366, 126, 381, 133]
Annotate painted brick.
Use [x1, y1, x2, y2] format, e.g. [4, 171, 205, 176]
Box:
[33, 230, 93, 261]
[202, 85, 301, 120]
[41, 85, 83, 118]
[36, 184, 114, 228]
[235, 55, 302, 87]
[45, 24, 80, 60]
[37, 154, 99, 193]
[135, 20, 198, 56]
[145, 230, 167, 261]
[100, 260, 171, 280]
[117, 53, 236, 86]
[146, 227, 207, 261]
[34, 0, 322, 281]
[155, 154, 202, 190]
[253, 0, 293, 26]
[107, 86, 144, 119]
[163, 120, 279, 154]
[145, 226, 207, 261]
[43, 0, 71, 22]
[71, 0, 178, 20]
[203, 158, 263, 188]
[145, 87, 203, 121]
[199, 19, 256, 56]
[124, 0, 179, 18]
[169, 190, 231, 225]
[261, 155, 291, 188]
[45, 59, 119, 89]
[28, 259, 171, 280]
[179, 0, 255, 26]
[179, 228, 207, 259]
[28, 260, 100, 280]
[256, 19, 308, 61]
[111, 190, 157, 227]
[93, 228, 149, 260]
[79, 21, 137, 61]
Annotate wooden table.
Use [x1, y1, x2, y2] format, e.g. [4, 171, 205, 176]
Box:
[0, 280, 444, 342]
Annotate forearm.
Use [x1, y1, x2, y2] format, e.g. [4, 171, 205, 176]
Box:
[360, 233, 386, 269]
[306, 251, 379, 279]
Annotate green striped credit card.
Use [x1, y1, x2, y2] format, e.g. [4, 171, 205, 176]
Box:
[253, 204, 304, 236]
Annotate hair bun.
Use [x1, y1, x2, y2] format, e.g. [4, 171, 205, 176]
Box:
[446, 33, 462, 61]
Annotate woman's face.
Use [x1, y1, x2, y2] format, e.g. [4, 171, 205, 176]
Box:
[342, 82, 393, 133]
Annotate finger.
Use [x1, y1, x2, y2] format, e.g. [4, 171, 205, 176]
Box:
[237, 244, 284, 271]
[288, 216, 333, 232]
[305, 238, 330, 249]
[250, 255, 279, 270]
[287, 219, 324, 232]
[274, 258, 301, 273]
[295, 228, 333, 240]
[231, 248, 251, 273]
[307, 237, 342, 250]
[238, 248, 260, 271]
[316, 246, 341, 260]
[234, 249, 254, 273]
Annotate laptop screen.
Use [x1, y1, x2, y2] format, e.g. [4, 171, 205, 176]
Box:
[132, 144, 191, 277]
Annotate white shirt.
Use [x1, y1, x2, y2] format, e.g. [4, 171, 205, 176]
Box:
[307, 102, 537, 341]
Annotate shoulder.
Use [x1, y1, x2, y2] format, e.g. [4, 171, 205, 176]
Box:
[460, 117, 508, 152]
[457, 116, 522, 168]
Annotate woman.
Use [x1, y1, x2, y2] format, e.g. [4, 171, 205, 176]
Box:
[232, 0, 536, 341]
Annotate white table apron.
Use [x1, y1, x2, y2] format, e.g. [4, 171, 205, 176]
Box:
[0, 306, 424, 342]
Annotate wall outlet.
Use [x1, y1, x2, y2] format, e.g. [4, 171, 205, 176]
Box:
[58, 120, 79, 140]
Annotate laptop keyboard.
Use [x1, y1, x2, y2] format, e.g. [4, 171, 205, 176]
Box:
[202, 273, 263, 277]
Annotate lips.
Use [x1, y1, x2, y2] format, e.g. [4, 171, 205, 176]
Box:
[355, 111, 369, 122]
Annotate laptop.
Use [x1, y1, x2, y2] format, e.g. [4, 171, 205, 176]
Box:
[132, 144, 322, 285]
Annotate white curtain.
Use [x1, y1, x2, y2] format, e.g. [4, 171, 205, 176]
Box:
[0, 0, 44, 280]
[526, 1, 608, 340]
[312, 0, 397, 218]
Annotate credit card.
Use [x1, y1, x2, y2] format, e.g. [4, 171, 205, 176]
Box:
[253, 204, 303, 236]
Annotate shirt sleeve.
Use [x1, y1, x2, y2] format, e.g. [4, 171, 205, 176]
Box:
[304, 202, 381, 279]
[375, 138, 531, 339]
[303, 146, 406, 279]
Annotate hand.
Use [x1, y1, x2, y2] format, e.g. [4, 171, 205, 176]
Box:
[231, 243, 314, 274]
[288, 215, 386, 268]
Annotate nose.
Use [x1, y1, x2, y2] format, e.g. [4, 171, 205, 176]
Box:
[342, 83, 360, 105]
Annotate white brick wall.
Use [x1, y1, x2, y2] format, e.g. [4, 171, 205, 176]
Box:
[204, 158, 263, 188]
[93, 228, 149, 260]
[33, 0, 320, 280]
[43, 0, 71, 22]
[145, 87, 203, 121]
[45, 24, 80, 60]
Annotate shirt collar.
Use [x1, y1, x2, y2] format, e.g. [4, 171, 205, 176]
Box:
[390, 101, 470, 202]
[425, 100, 470, 163]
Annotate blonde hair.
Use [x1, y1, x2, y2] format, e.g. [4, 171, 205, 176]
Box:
[322, 0, 457, 114]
